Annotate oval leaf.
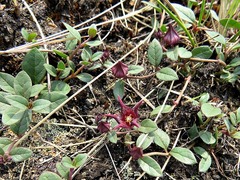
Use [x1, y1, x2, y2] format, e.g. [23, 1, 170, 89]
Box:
[22, 48, 46, 84]
[220, 18, 240, 29]
[77, 73, 93, 83]
[192, 46, 213, 59]
[51, 81, 71, 95]
[170, 147, 197, 165]
[172, 3, 196, 23]
[6, 95, 28, 109]
[56, 162, 69, 179]
[199, 131, 216, 144]
[39, 171, 62, 180]
[205, 30, 226, 44]
[201, 103, 221, 117]
[152, 129, 170, 150]
[138, 119, 158, 133]
[113, 79, 124, 100]
[128, 65, 144, 75]
[0, 72, 15, 93]
[63, 22, 81, 41]
[150, 105, 172, 116]
[138, 156, 163, 177]
[178, 47, 192, 58]
[2, 107, 25, 125]
[10, 147, 33, 162]
[14, 71, 32, 99]
[147, 38, 163, 67]
[156, 67, 178, 81]
[136, 134, 153, 150]
[73, 153, 88, 168]
[199, 155, 212, 172]
[32, 99, 51, 114]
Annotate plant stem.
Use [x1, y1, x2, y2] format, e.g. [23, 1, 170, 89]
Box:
[69, 38, 90, 61]
[126, 72, 156, 79]
[188, 57, 226, 66]
[64, 65, 85, 82]
[68, 168, 74, 180]
[143, 152, 169, 157]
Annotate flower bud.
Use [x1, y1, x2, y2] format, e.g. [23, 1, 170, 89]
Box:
[101, 49, 110, 61]
[129, 146, 143, 160]
[163, 24, 180, 47]
[111, 61, 128, 78]
[155, 29, 163, 39]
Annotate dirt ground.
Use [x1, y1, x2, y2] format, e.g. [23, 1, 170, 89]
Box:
[0, 0, 240, 180]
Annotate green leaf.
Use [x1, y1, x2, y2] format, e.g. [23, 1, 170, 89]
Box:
[150, 105, 172, 116]
[10, 109, 32, 135]
[66, 34, 78, 50]
[32, 99, 51, 113]
[77, 73, 93, 83]
[147, 38, 163, 67]
[2, 107, 26, 125]
[166, 46, 179, 61]
[236, 107, 240, 123]
[199, 93, 210, 104]
[14, 71, 32, 99]
[53, 50, 68, 60]
[156, 67, 178, 81]
[59, 68, 71, 79]
[108, 131, 117, 143]
[39, 171, 62, 180]
[172, 3, 196, 23]
[232, 131, 240, 139]
[192, 46, 213, 59]
[51, 81, 71, 95]
[210, 10, 219, 21]
[227, 57, 240, 67]
[62, 156, 75, 168]
[63, 22, 81, 41]
[199, 155, 212, 172]
[113, 79, 124, 100]
[22, 48, 46, 84]
[57, 61, 65, 70]
[56, 162, 69, 179]
[81, 46, 92, 61]
[201, 103, 221, 117]
[220, 19, 240, 29]
[0, 147, 4, 155]
[170, 147, 197, 165]
[39, 92, 67, 112]
[21, 28, 29, 41]
[199, 131, 216, 144]
[92, 51, 103, 61]
[0, 138, 12, 152]
[205, 30, 226, 44]
[193, 146, 208, 158]
[73, 153, 88, 168]
[5, 95, 28, 109]
[10, 147, 32, 162]
[229, 112, 237, 126]
[85, 40, 102, 47]
[138, 156, 163, 177]
[0, 92, 10, 113]
[128, 65, 144, 75]
[136, 134, 153, 150]
[187, 124, 199, 140]
[88, 24, 97, 38]
[151, 129, 170, 150]
[178, 47, 192, 58]
[44, 64, 57, 77]
[224, 118, 233, 132]
[30, 84, 46, 97]
[0, 72, 15, 94]
[138, 119, 158, 133]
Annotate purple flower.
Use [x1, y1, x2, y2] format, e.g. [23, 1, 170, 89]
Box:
[112, 61, 128, 78]
[163, 24, 180, 47]
[106, 96, 142, 130]
[129, 146, 143, 160]
[155, 29, 163, 39]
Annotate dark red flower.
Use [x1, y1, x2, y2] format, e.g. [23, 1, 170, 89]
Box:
[101, 50, 110, 61]
[106, 96, 142, 130]
[163, 24, 180, 47]
[129, 146, 143, 160]
[155, 29, 163, 39]
[96, 114, 110, 133]
[111, 61, 128, 78]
